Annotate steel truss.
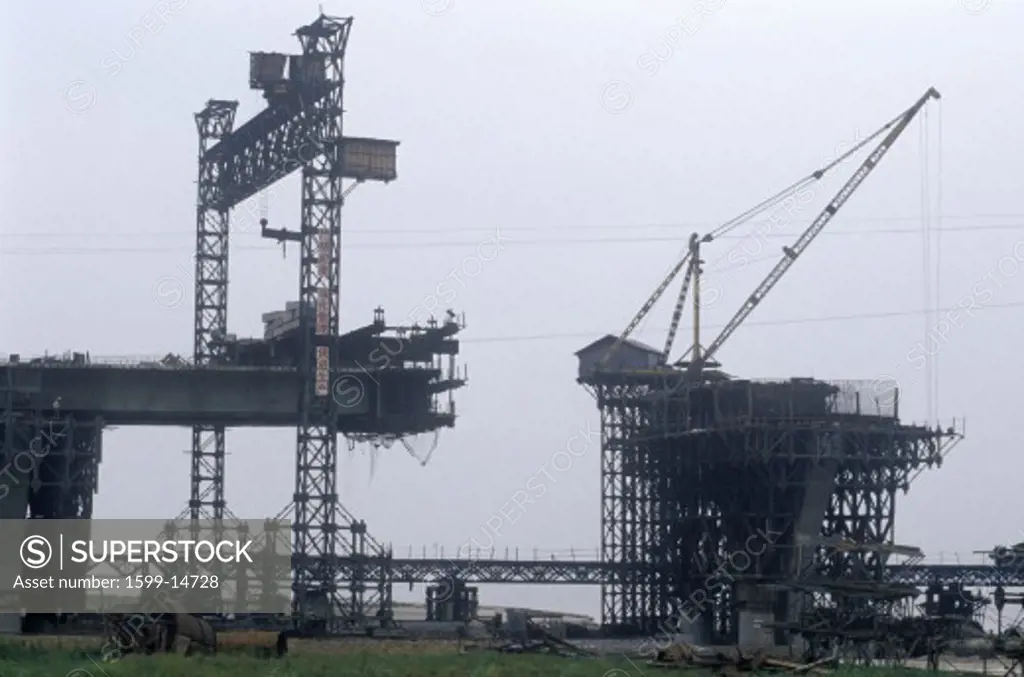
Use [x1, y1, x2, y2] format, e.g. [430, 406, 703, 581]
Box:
[347, 557, 615, 585]
[589, 374, 960, 641]
[886, 564, 1024, 588]
[333, 557, 1024, 588]
[190, 100, 238, 523]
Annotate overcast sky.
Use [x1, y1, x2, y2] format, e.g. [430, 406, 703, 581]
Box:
[2, 0, 1022, 619]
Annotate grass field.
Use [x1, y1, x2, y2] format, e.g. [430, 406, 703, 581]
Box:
[0, 634, 969, 677]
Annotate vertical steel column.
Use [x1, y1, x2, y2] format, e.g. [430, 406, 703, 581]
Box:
[291, 15, 357, 628]
[191, 100, 238, 522]
[599, 383, 628, 630]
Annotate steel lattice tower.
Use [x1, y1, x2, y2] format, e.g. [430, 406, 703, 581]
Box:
[191, 100, 238, 522]
[289, 16, 360, 627]
[182, 13, 455, 629]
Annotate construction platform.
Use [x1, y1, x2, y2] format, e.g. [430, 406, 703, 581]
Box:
[0, 308, 464, 525]
[1, 309, 464, 432]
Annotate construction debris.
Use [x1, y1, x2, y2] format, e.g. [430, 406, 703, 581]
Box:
[649, 641, 836, 674]
[102, 612, 217, 657]
[462, 613, 596, 659]
[491, 632, 594, 659]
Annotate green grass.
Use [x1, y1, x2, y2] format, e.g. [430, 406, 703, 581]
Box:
[0, 643, 611, 677]
[0, 639, 949, 677]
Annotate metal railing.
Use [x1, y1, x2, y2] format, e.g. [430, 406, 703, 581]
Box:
[389, 546, 1020, 568]
[0, 353, 454, 375]
[637, 377, 899, 422]
[0, 357, 298, 371]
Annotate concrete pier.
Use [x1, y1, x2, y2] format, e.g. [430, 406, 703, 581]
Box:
[782, 459, 840, 651]
[736, 583, 776, 649]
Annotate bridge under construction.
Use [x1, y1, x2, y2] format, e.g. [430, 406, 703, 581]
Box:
[1, 12, 1020, 650]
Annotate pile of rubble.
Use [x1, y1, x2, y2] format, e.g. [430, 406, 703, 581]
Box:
[487, 627, 595, 659]
[650, 641, 837, 674]
[458, 610, 596, 659]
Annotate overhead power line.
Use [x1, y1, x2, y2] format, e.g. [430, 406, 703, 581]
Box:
[3, 213, 1024, 239]
[68, 301, 1024, 359]
[456, 300, 1024, 344]
[4, 223, 1024, 256]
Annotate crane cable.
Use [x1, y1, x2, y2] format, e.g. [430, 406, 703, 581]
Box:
[921, 103, 934, 424]
[691, 89, 940, 372]
[935, 100, 944, 423]
[706, 107, 906, 242]
[920, 100, 945, 425]
[606, 102, 913, 365]
[687, 105, 917, 359]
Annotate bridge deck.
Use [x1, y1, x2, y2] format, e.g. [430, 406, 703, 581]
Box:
[1, 362, 455, 433]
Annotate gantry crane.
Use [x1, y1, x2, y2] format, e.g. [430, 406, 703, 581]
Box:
[600, 87, 941, 377]
[189, 13, 411, 632]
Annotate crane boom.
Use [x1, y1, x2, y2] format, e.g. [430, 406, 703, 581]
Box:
[661, 237, 699, 364]
[693, 87, 940, 368]
[599, 248, 694, 366]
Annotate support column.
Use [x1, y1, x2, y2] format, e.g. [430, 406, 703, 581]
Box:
[736, 583, 776, 649]
[28, 417, 99, 519]
[0, 414, 77, 633]
[786, 457, 839, 652]
[189, 100, 238, 526]
[792, 460, 839, 577]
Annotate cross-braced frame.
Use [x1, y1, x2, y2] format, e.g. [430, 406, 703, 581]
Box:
[594, 374, 959, 644]
[191, 100, 238, 523]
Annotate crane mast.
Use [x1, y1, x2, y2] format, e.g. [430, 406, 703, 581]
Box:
[687, 87, 941, 374]
[660, 234, 707, 365]
[598, 245, 695, 367]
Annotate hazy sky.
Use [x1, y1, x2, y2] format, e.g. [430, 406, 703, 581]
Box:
[2, 0, 1022, 619]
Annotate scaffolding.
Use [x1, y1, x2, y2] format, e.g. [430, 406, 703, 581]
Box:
[584, 368, 961, 641]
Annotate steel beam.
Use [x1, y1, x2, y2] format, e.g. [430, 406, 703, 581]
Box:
[202, 97, 398, 209]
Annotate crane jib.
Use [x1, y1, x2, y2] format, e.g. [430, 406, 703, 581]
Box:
[605, 87, 939, 372]
[691, 88, 938, 370]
